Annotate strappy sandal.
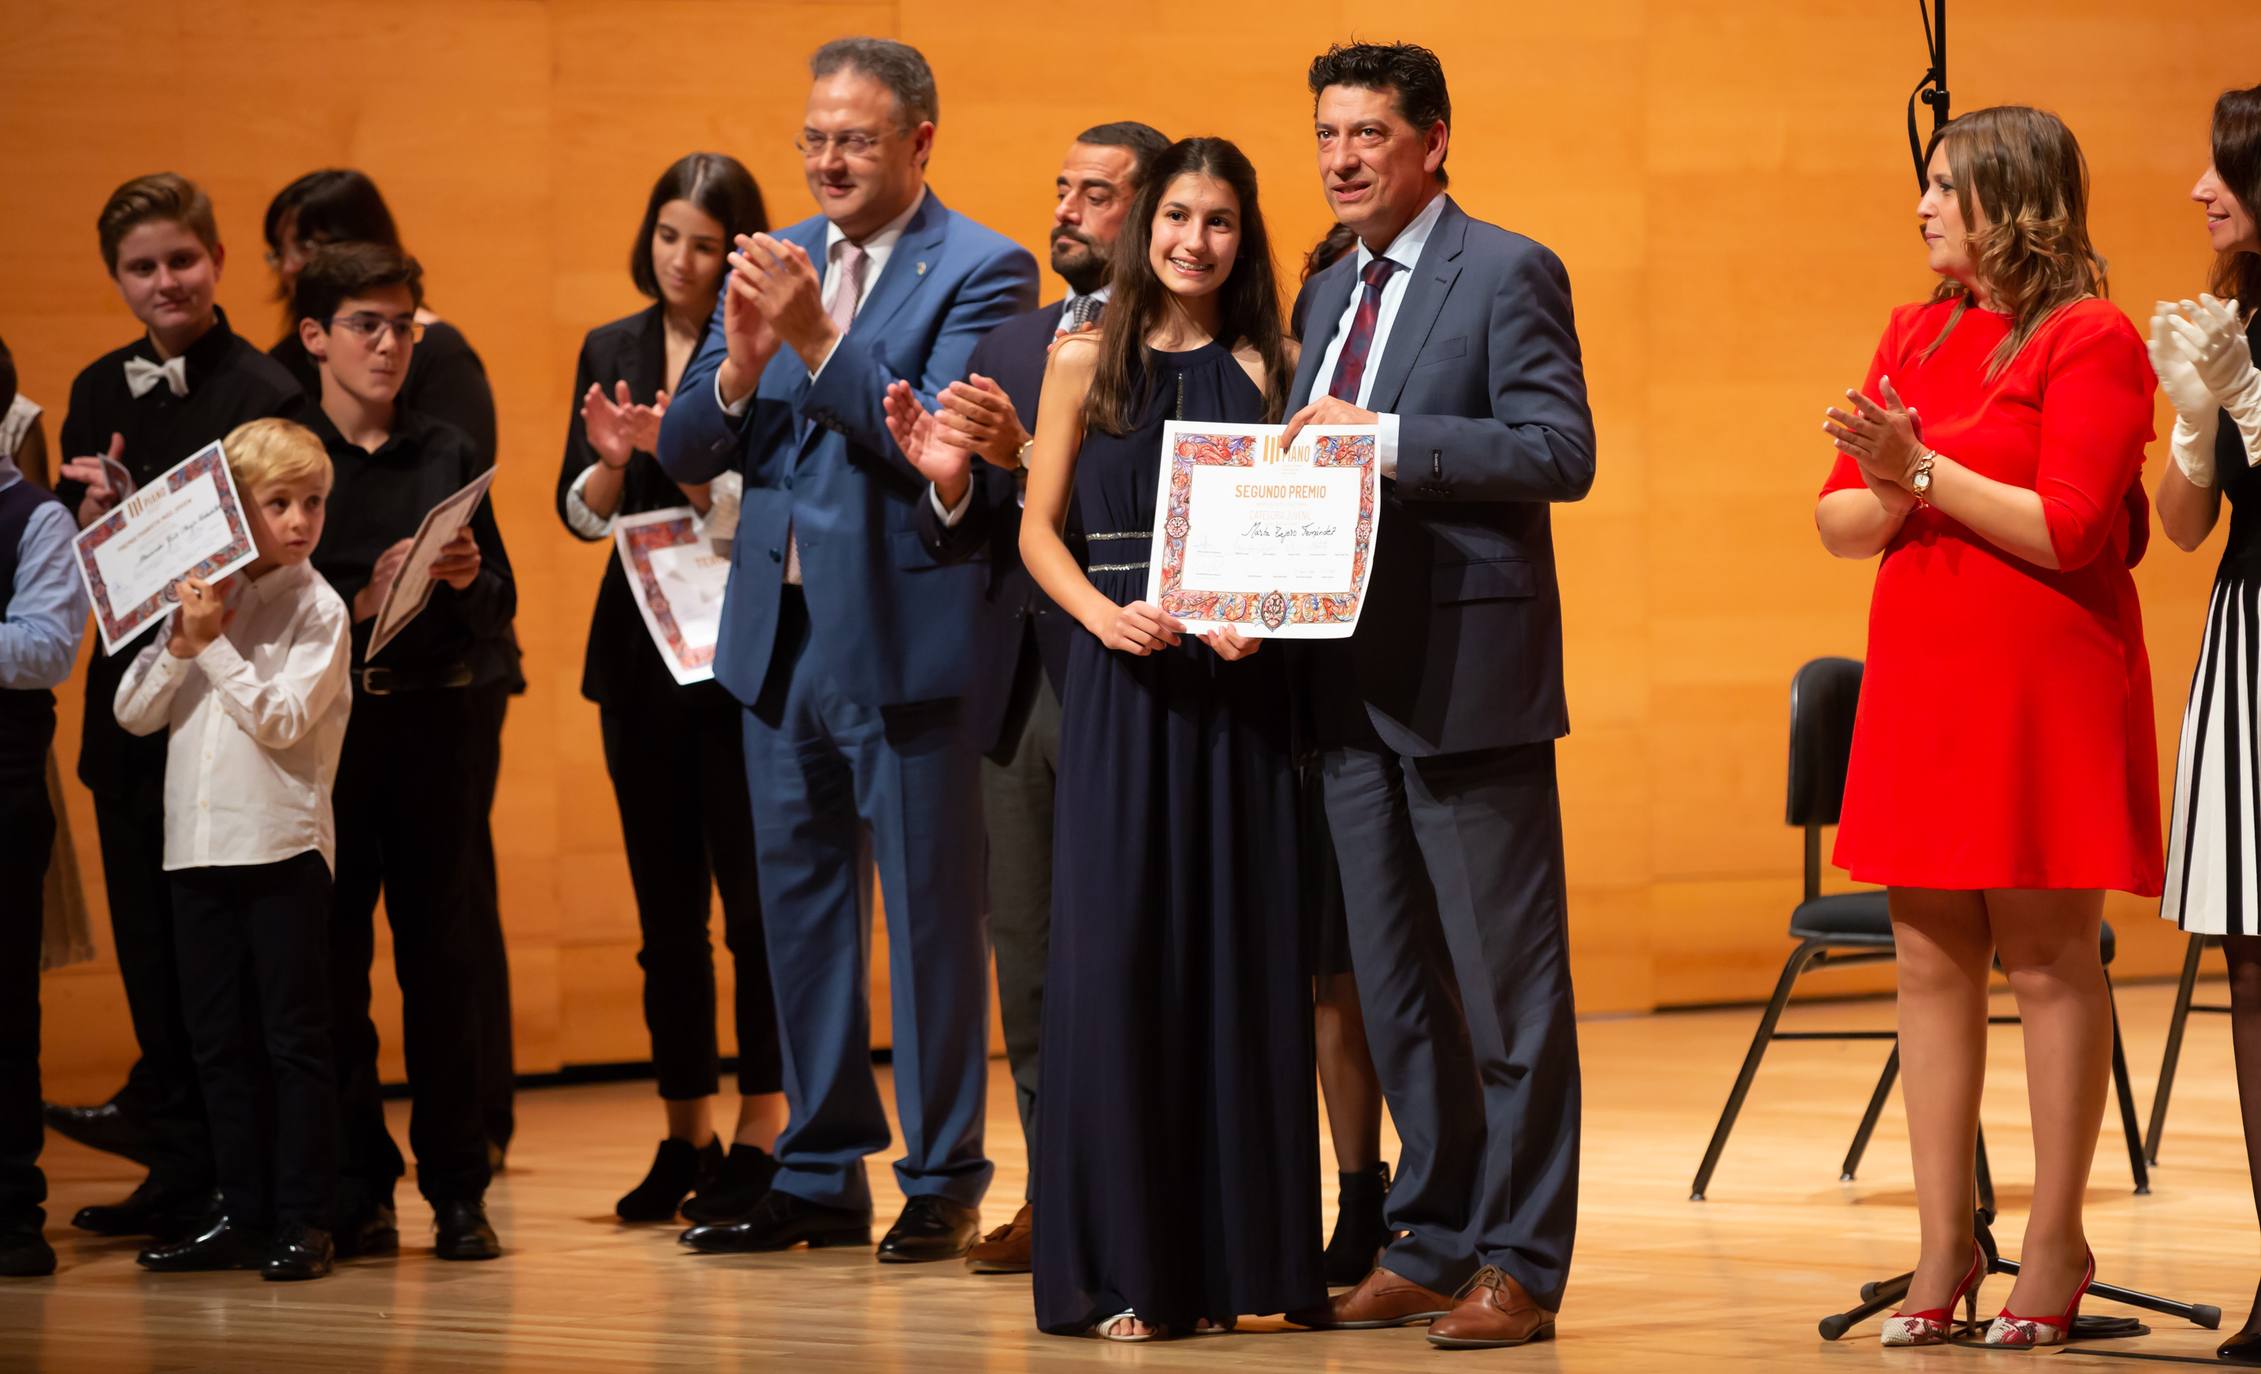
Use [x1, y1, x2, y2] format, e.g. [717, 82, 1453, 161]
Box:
[1094, 1310, 1158, 1342]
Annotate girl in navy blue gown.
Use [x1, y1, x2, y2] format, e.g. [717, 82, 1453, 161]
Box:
[1015, 136, 1325, 1340]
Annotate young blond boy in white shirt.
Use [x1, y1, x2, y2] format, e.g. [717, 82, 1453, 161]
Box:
[114, 416, 350, 1281]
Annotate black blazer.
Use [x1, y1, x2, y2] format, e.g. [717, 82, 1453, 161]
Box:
[1288, 197, 1596, 758]
[556, 304, 732, 710]
[916, 300, 1081, 760]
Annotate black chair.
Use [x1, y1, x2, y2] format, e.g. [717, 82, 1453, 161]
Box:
[2144, 933, 2230, 1166]
[1689, 657, 2151, 1202]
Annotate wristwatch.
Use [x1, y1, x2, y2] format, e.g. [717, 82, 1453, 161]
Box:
[1014, 437, 1035, 470]
[1908, 447, 1937, 504]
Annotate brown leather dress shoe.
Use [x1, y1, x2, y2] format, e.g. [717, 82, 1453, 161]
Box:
[1427, 1266, 1556, 1349]
[966, 1202, 1032, 1274]
[1317, 1265, 1456, 1329]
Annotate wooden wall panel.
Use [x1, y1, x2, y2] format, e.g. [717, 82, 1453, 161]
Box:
[12, 2, 2261, 1103]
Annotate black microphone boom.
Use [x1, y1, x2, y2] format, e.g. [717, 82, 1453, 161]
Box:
[1907, 0, 1950, 187]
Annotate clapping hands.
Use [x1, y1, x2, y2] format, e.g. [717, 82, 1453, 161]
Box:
[582, 382, 671, 469]
[882, 380, 975, 508]
[2154, 294, 2256, 402]
[1823, 376, 1925, 512]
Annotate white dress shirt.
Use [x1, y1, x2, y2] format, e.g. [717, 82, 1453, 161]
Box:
[1308, 190, 1450, 479]
[113, 559, 353, 872]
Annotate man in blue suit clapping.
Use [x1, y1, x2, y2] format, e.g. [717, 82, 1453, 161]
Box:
[659, 36, 1038, 1263]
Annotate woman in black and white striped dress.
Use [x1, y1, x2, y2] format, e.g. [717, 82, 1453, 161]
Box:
[2154, 81, 2261, 1366]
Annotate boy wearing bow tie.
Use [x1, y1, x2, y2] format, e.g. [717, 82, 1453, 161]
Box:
[48, 174, 305, 1243]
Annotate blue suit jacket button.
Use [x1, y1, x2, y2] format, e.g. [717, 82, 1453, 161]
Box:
[769, 547, 783, 562]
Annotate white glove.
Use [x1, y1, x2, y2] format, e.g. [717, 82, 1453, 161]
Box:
[2168, 294, 2261, 468]
[2152, 301, 2219, 486]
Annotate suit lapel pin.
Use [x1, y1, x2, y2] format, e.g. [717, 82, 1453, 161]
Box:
[916, 261, 928, 276]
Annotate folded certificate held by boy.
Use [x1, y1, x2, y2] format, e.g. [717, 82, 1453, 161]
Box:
[1146, 421, 1382, 638]
[366, 467, 496, 660]
[613, 506, 728, 685]
[71, 439, 260, 655]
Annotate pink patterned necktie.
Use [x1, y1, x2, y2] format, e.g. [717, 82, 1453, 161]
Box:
[1326, 257, 1400, 402]
[828, 241, 867, 333]
[785, 240, 868, 587]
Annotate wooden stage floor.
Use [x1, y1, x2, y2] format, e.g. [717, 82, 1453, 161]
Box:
[7, 979, 2260, 1370]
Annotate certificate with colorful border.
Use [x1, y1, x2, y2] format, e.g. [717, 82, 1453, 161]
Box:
[613, 506, 727, 685]
[70, 440, 258, 656]
[1146, 421, 1381, 639]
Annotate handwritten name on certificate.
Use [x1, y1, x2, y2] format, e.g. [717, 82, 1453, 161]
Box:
[71, 440, 259, 656]
[613, 507, 728, 686]
[1147, 422, 1381, 638]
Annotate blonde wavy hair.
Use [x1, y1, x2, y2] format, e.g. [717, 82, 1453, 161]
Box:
[1921, 105, 2109, 379]
[223, 417, 332, 495]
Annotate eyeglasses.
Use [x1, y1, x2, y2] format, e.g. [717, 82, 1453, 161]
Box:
[794, 129, 896, 161]
[329, 314, 424, 344]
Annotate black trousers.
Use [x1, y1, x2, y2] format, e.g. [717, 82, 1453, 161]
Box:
[172, 853, 338, 1229]
[332, 688, 492, 1207]
[1321, 736, 1582, 1312]
[599, 700, 777, 1099]
[466, 681, 514, 1152]
[89, 771, 209, 1192]
[0, 704, 54, 1231]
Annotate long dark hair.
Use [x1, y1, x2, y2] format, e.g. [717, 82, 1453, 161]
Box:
[2211, 83, 2261, 310]
[1083, 137, 1288, 434]
[631, 153, 768, 298]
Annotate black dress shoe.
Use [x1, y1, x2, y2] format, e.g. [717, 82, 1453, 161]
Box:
[679, 1143, 778, 1224]
[43, 1099, 155, 1166]
[332, 1202, 399, 1260]
[617, 1137, 724, 1222]
[432, 1199, 501, 1261]
[0, 1228, 56, 1278]
[678, 1189, 870, 1253]
[73, 1178, 213, 1240]
[137, 1215, 271, 1272]
[263, 1222, 335, 1281]
[1322, 1161, 1393, 1287]
[2219, 1279, 2261, 1364]
[876, 1195, 980, 1264]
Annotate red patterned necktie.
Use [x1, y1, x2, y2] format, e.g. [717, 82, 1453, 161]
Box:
[1326, 257, 1400, 402]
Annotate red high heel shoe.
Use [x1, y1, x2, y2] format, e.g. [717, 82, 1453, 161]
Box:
[1983, 1248, 2095, 1348]
[1881, 1241, 1986, 1347]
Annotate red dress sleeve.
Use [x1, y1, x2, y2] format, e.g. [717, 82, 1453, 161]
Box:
[1820, 306, 1916, 499]
[2032, 305, 2156, 571]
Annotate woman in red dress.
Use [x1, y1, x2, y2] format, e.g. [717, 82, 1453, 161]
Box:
[1815, 105, 2160, 1349]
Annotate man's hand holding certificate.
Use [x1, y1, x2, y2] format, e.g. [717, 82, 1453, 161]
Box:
[1146, 421, 1382, 639]
[71, 439, 259, 655]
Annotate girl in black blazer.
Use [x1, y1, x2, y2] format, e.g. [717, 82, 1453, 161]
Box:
[555, 154, 781, 1223]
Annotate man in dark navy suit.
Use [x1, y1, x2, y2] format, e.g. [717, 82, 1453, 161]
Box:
[890, 120, 1166, 1275]
[657, 37, 1038, 1263]
[1281, 43, 1596, 1350]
